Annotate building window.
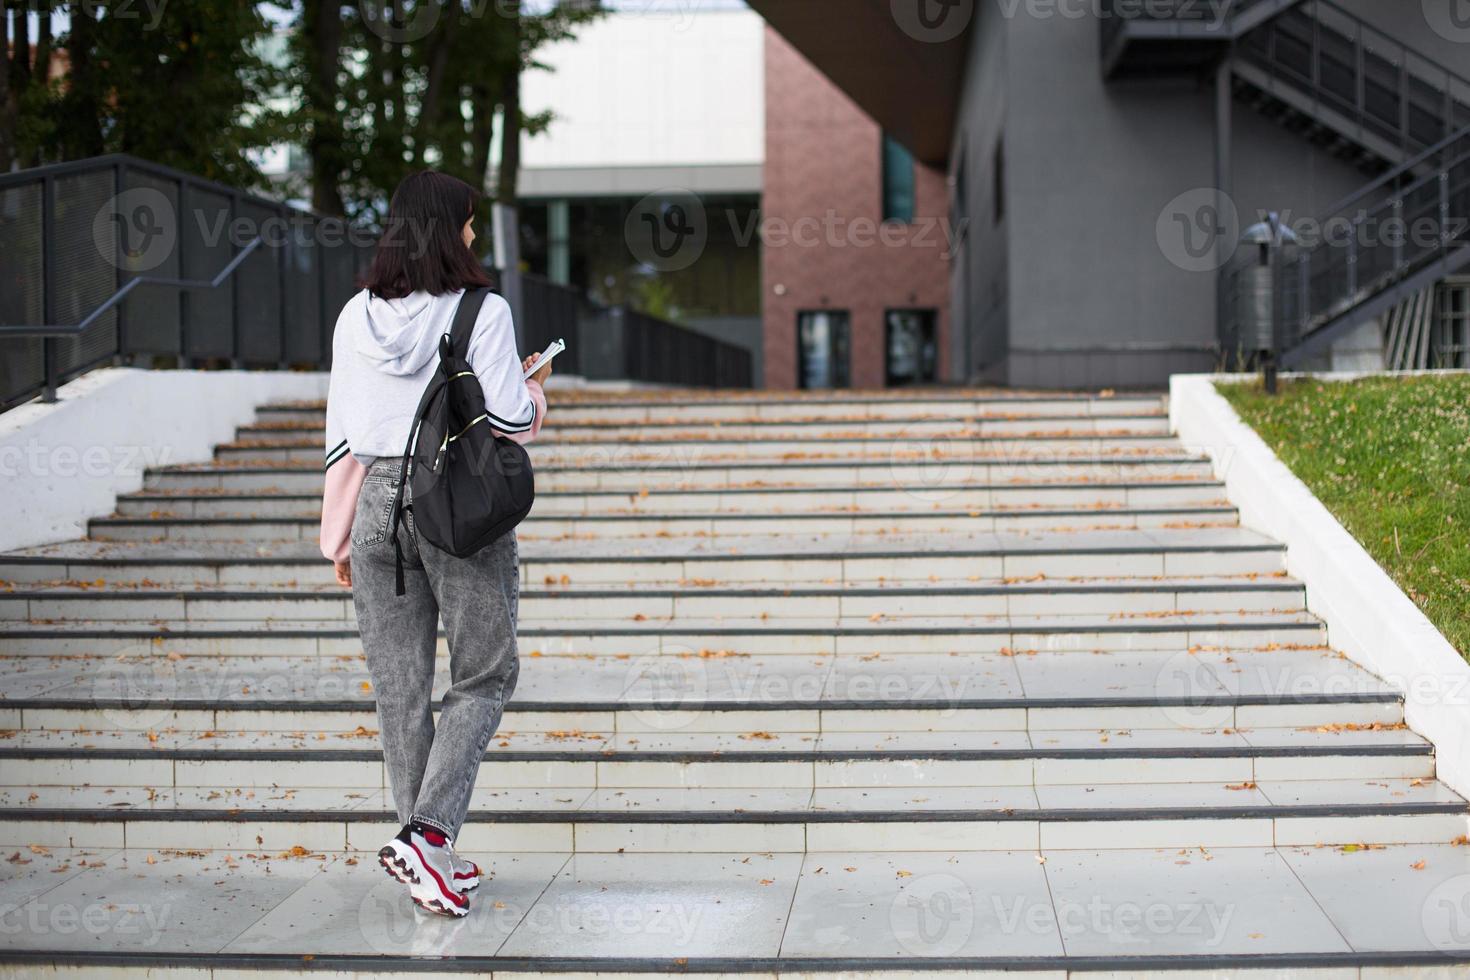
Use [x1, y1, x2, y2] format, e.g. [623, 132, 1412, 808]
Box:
[797, 311, 851, 389]
[882, 133, 916, 224]
[993, 137, 1005, 225]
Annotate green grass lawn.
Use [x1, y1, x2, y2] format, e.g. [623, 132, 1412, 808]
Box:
[1218, 373, 1470, 659]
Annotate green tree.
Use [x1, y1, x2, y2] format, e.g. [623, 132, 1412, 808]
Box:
[290, 0, 601, 224]
[4, 0, 285, 185]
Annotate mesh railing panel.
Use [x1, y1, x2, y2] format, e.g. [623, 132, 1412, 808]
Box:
[235, 200, 283, 364]
[0, 155, 371, 411]
[283, 222, 322, 364]
[0, 183, 46, 408]
[120, 166, 182, 356]
[180, 187, 236, 359]
[50, 170, 119, 381]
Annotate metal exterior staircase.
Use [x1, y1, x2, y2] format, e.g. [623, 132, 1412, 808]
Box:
[0, 387, 1468, 971]
[1105, 0, 1470, 172]
[1219, 122, 1470, 368]
[1232, 0, 1470, 172]
[1104, 1, 1470, 367]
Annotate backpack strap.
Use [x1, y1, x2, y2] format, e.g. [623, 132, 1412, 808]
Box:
[386, 287, 493, 596]
[448, 287, 491, 360]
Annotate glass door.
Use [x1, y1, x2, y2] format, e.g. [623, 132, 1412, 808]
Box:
[797, 311, 851, 389]
[885, 309, 937, 386]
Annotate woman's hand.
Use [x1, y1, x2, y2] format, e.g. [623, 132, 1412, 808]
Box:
[334, 560, 352, 588]
[523, 354, 553, 386]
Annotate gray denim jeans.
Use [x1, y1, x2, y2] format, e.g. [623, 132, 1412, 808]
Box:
[351, 457, 520, 839]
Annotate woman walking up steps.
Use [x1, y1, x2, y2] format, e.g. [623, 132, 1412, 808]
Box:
[318, 171, 552, 917]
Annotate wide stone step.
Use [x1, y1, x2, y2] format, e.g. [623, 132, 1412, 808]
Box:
[4, 781, 1463, 853]
[0, 609, 1325, 659]
[220, 441, 1189, 470]
[237, 410, 1174, 444]
[114, 479, 1232, 519]
[255, 393, 1167, 425]
[0, 723, 1440, 790]
[141, 456, 1219, 494]
[6, 844, 1470, 972]
[0, 574, 1303, 622]
[0, 528, 1289, 588]
[0, 646, 1401, 729]
[87, 504, 1240, 542]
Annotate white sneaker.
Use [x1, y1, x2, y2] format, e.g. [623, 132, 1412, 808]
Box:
[450, 846, 482, 892]
[378, 822, 471, 918]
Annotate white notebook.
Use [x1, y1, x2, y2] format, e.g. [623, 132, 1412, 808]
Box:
[523, 339, 566, 380]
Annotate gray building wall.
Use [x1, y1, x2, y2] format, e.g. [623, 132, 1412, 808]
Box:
[949, 0, 1434, 388]
[951, 0, 1010, 385]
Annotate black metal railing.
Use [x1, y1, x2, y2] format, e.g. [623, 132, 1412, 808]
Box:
[1236, 0, 1470, 164]
[618, 307, 753, 389]
[0, 155, 752, 413]
[1218, 124, 1470, 368]
[516, 272, 753, 389]
[518, 272, 584, 379]
[0, 154, 374, 412]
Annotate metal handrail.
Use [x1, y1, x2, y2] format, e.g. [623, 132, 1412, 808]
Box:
[0, 153, 752, 412]
[1250, 0, 1470, 95]
[1265, 124, 1470, 367]
[0, 154, 373, 412]
[0, 238, 263, 338]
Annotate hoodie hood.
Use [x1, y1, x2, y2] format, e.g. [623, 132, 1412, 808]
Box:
[355, 290, 461, 376]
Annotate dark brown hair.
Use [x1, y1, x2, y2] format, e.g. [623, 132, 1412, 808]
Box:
[359, 171, 493, 299]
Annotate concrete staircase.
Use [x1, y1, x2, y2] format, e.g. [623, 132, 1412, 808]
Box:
[1, 388, 1468, 974]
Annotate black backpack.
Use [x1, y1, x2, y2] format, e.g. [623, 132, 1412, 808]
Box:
[387, 288, 535, 595]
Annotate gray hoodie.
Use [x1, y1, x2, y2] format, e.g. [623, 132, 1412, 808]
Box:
[318, 287, 546, 562]
[324, 287, 543, 467]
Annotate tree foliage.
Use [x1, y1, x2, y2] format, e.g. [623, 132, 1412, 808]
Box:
[3, 0, 286, 184]
[2, 1, 603, 225]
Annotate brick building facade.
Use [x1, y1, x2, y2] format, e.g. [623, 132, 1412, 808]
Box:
[761, 28, 951, 391]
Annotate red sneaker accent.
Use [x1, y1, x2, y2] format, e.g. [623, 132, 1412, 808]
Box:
[423, 828, 448, 847]
[407, 839, 468, 909]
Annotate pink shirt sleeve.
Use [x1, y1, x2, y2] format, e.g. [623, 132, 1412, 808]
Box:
[320, 455, 367, 563]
